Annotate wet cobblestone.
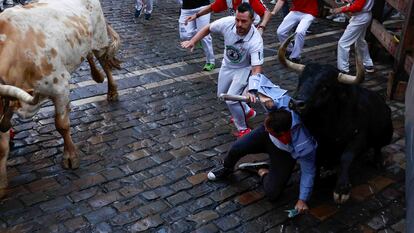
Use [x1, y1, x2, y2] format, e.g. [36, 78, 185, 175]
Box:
[0, 0, 408, 232]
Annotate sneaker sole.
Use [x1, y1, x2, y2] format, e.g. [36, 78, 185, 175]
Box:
[238, 161, 270, 169]
[207, 171, 217, 181]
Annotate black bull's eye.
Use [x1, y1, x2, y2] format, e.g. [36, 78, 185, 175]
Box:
[289, 98, 306, 111]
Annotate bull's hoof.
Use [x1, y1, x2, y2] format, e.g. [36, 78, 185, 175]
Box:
[333, 191, 350, 204]
[107, 91, 119, 101]
[62, 156, 80, 169]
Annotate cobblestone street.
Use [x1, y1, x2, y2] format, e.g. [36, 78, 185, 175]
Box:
[0, 0, 408, 232]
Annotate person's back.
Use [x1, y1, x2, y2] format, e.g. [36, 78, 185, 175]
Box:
[290, 0, 318, 17]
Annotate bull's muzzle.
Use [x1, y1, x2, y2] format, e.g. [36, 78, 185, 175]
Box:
[289, 99, 306, 112]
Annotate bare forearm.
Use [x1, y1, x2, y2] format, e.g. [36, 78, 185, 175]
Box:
[196, 4, 212, 18]
[259, 10, 272, 28]
[271, 0, 286, 15]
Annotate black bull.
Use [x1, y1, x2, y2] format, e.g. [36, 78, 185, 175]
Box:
[279, 34, 393, 203]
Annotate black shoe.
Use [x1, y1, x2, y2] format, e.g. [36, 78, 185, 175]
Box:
[364, 65, 375, 73]
[144, 13, 151, 20]
[238, 161, 270, 173]
[207, 166, 232, 181]
[134, 8, 141, 18]
[288, 57, 301, 63]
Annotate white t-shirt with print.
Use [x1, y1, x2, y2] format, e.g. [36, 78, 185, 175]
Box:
[210, 16, 264, 69]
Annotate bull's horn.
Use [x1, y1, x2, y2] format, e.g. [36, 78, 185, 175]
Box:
[278, 33, 305, 73]
[0, 85, 39, 104]
[337, 52, 365, 84]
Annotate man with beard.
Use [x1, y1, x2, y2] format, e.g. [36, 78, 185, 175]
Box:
[181, 3, 263, 138]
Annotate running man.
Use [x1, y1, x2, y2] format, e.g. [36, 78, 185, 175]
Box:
[181, 3, 263, 138]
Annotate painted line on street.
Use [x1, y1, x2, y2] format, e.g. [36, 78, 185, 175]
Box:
[40, 41, 338, 113]
[71, 29, 344, 89]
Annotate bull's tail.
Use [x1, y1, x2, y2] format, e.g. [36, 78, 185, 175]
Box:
[106, 23, 122, 70]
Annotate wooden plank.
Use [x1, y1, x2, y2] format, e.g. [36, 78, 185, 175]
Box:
[385, 0, 410, 15]
[370, 19, 399, 58]
[394, 0, 414, 74]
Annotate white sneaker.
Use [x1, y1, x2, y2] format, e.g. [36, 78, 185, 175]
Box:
[332, 14, 346, 23]
[326, 14, 336, 20]
[270, 0, 276, 4]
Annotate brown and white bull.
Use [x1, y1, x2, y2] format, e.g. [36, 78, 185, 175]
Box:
[0, 0, 121, 198]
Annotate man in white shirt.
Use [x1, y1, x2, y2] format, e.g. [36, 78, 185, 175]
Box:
[182, 3, 264, 138]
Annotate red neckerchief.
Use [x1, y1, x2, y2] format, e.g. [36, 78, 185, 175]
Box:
[275, 130, 292, 145]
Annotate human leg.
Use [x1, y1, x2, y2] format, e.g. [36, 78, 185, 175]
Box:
[208, 125, 269, 180]
[225, 67, 252, 132]
[337, 18, 364, 73]
[277, 12, 301, 53]
[261, 147, 296, 200]
[144, 0, 153, 19]
[355, 21, 374, 70]
[144, 0, 153, 13]
[196, 12, 215, 67]
[135, 0, 143, 17]
[179, 8, 197, 41]
[290, 13, 314, 59]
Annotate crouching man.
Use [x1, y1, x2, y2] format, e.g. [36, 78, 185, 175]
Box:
[207, 74, 317, 213]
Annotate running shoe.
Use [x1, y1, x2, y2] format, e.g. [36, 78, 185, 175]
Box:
[236, 128, 252, 138]
[207, 166, 232, 181]
[203, 63, 215, 71]
[230, 108, 256, 124]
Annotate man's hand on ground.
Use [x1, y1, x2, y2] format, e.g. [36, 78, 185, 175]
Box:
[295, 199, 309, 214]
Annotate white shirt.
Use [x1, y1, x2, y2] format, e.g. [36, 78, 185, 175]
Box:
[210, 16, 264, 69]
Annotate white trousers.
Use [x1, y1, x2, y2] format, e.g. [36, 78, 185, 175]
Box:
[135, 0, 153, 14]
[218, 66, 251, 131]
[179, 7, 215, 64]
[337, 12, 373, 73]
[277, 11, 315, 59]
